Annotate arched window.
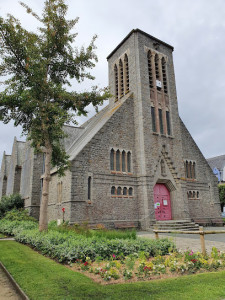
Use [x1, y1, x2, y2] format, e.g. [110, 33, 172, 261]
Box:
[129, 187, 133, 196]
[110, 149, 114, 171]
[154, 54, 160, 80]
[111, 186, 116, 195]
[116, 150, 120, 171]
[188, 191, 192, 198]
[161, 57, 168, 94]
[148, 50, 153, 88]
[117, 186, 122, 195]
[127, 151, 131, 173]
[192, 162, 196, 179]
[193, 191, 195, 198]
[124, 54, 129, 93]
[166, 111, 171, 135]
[114, 64, 118, 100]
[119, 59, 124, 98]
[123, 187, 127, 196]
[122, 150, 126, 172]
[188, 162, 192, 179]
[158, 108, 163, 134]
[151, 106, 156, 132]
[88, 176, 92, 200]
[197, 191, 199, 198]
[186, 161, 189, 178]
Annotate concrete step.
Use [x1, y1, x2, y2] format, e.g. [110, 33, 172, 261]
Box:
[154, 219, 200, 231]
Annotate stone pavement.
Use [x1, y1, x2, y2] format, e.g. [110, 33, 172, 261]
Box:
[138, 227, 225, 253]
[0, 268, 22, 300]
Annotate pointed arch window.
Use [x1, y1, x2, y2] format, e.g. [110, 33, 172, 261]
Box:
[88, 176, 92, 200]
[148, 50, 153, 88]
[114, 64, 119, 100]
[128, 187, 133, 196]
[166, 111, 171, 135]
[151, 106, 156, 132]
[116, 150, 120, 171]
[119, 59, 124, 98]
[192, 162, 196, 179]
[123, 187, 127, 196]
[186, 161, 189, 178]
[158, 109, 163, 134]
[127, 151, 131, 173]
[124, 54, 129, 93]
[122, 150, 126, 172]
[110, 149, 115, 171]
[161, 57, 168, 94]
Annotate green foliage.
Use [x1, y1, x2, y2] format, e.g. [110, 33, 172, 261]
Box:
[0, 194, 24, 218]
[218, 184, 225, 209]
[0, 219, 175, 263]
[3, 208, 37, 222]
[48, 220, 137, 240]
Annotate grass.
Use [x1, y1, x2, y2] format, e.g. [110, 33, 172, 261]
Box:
[1, 241, 225, 299]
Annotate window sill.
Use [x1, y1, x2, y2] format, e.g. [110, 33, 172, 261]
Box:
[111, 171, 133, 175]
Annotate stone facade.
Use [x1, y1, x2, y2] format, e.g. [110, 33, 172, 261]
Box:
[0, 29, 222, 228]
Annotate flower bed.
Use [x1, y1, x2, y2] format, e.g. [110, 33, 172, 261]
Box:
[69, 247, 225, 284]
[0, 219, 175, 263]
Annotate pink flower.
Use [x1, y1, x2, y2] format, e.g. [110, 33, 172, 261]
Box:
[112, 254, 116, 258]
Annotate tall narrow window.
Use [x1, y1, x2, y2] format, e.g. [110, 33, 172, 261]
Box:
[188, 162, 192, 179]
[122, 150, 126, 172]
[119, 59, 124, 98]
[116, 150, 120, 171]
[124, 54, 129, 93]
[186, 161, 189, 178]
[148, 51, 153, 88]
[161, 57, 168, 94]
[57, 182, 62, 203]
[154, 54, 160, 80]
[192, 162, 196, 179]
[151, 106, 156, 132]
[158, 109, 163, 134]
[127, 151, 131, 173]
[110, 149, 114, 171]
[166, 111, 171, 135]
[111, 186, 116, 195]
[114, 65, 118, 100]
[88, 176, 92, 200]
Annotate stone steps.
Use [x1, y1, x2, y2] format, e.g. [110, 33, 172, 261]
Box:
[155, 220, 200, 231]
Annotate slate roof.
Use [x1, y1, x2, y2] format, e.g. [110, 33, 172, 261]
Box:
[207, 155, 225, 171]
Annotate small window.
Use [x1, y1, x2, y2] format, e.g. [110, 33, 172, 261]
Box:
[151, 107, 156, 132]
[127, 151, 131, 173]
[57, 182, 62, 203]
[166, 111, 171, 135]
[154, 54, 160, 80]
[197, 191, 199, 198]
[123, 187, 127, 196]
[158, 109, 163, 134]
[188, 191, 192, 198]
[128, 187, 133, 196]
[117, 186, 122, 195]
[193, 191, 196, 198]
[192, 162, 196, 179]
[116, 150, 120, 171]
[110, 149, 114, 171]
[111, 186, 116, 195]
[186, 161, 189, 178]
[88, 176, 92, 200]
[122, 151, 126, 172]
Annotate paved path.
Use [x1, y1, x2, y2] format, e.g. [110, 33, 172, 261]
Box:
[0, 268, 22, 300]
[138, 227, 225, 253]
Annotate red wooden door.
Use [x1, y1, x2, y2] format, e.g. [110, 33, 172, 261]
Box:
[154, 184, 172, 220]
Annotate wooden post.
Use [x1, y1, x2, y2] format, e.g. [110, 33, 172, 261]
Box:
[199, 226, 206, 255]
[154, 225, 159, 239]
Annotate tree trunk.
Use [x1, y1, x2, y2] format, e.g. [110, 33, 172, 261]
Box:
[39, 140, 52, 231]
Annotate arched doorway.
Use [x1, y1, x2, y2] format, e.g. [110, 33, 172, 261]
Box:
[154, 183, 172, 220]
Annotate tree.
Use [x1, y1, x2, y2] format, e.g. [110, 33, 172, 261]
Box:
[218, 184, 225, 211]
[0, 0, 109, 231]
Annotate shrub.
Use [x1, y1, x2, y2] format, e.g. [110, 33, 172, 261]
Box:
[3, 209, 37, 222]
[0, 219, 175, 263]
[0, 194, 24, 218]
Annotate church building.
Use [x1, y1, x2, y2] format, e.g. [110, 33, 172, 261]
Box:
[0, 29, 222, 229]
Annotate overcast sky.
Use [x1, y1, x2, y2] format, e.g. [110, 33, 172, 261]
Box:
[0, 0, 225, 165]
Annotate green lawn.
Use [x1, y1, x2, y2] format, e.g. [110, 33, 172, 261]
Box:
[1, 241, 225, 300]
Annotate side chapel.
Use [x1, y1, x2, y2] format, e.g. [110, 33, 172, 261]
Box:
[0, 29, 222, 229]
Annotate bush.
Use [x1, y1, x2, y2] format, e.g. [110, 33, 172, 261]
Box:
[0, 194, 24, 218]
[3, 209, 37, 222]
[218, 184, 225, 210]
[0, 219, 175, 263]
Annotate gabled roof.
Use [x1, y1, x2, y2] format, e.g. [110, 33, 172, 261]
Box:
[67, 93, 132, 161]
[207, 155, 225, 171]
[107, 28, 174, 60]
